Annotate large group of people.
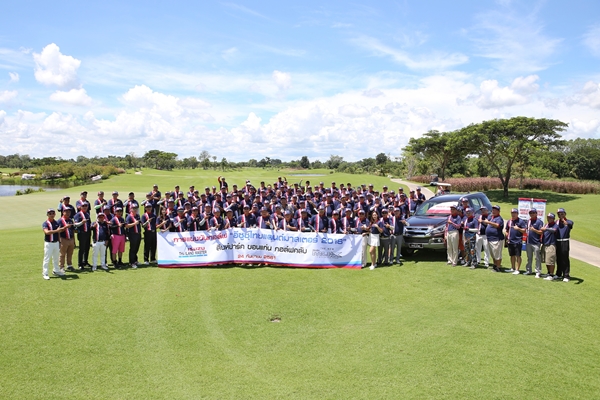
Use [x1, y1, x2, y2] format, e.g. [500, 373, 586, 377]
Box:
[41, 176, 573, 282]
[444, 200, 574, 282]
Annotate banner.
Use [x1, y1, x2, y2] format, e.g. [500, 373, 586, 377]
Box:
[517, 198, 547, 223]
[157, 228, 364, 269]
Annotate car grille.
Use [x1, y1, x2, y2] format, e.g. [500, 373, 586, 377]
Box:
[404, 227, 431, 236]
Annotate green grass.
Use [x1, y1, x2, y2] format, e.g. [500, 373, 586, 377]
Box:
[2, 170, 600, 399]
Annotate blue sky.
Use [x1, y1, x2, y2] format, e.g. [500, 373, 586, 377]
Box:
[1, 0, 599, 161]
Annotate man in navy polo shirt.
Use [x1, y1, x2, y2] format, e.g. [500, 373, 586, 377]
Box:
[91, 213, 110, 271]
[541, 213, 558, 280]
[525, 208, 544, 278]
[74, 203, 91, 270]
[445, 205, 462, 266]
[42, 209, 66, 279]
[505, 208, 526, 275]
[555, 208, 574, 282]
[482, 205, 504, 272]
[141, 204, 157, 265]
[125, 205, 142, 268]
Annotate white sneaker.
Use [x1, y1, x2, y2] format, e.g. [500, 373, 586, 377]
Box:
[101, 265, 108, 270]
[132, 263, 138, 269]
[92, 266, 97, 271]
[523, 271, 532, 276]
[43, 274, 50, 280]
[447, 261, 452, 265]
[563, 278, 570, 282]
[53, 270, 65, 276]
[544, 275, 554, 281]
[144, 261, 149, 265]
[535, 273, 541, 278]
[370, 265, 376, 270]
[512, 270, 520, 275]
[507, 268, 515, 272]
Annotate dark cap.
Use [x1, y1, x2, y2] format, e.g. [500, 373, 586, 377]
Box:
[529, 208, 537, 214]
[557, 208, 566, 214]
[492, 205, 501, 210]
[511, 208, 518, 213]
[47, 208, 56, 214]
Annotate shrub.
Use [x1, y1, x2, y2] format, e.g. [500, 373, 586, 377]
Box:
[410, 176, 600, 194]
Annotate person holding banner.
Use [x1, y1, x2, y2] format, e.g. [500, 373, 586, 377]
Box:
[541, 213, 558, 280]
[505, 208, 526, 275]
[355, 210, 370, 268]
[482, 205, 504, 272]
[238, 205, 257, 228]
[368, 212, 384, 270]
[555, 208, 574, 282]
[278, 210, 298, 231]
[310, 206, 329, 233]
[525, 209, 544, 278]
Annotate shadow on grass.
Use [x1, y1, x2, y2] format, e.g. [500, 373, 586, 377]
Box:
[402, 249, 447, 264]
[485, 190, 580, 204]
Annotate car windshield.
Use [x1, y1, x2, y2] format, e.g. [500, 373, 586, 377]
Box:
[415, 200, 457, 216]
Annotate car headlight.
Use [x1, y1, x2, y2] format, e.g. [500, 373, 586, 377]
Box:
[430, 225, 446, 235]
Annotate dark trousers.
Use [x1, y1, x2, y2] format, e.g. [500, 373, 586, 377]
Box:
[106, 237, 113, 263]
[128, 234, 141, 264]
[378, 237, 391, 264]
[77, 232, 91, 266]
[144, 231, 157, 262]
[556, 241, 571, 278]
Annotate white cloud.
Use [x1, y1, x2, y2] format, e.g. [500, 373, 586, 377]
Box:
[33, 43, 81, 88]
[472, 75, 539, 109]
[9, 72, 19, 83]
[583, 25, 600, 57]
[2, 73, 600, 160]
[362, 88, 384, 98]
[339, 104, 370, 118]
[352, 35, 468, 70]
[0, 90, 18, 103]
[272, 70, 292, 90]
[0, 110, 5, 126]
[470, 8, 562, 74]
[178, 97, 211, 109]
[569, 81, 600, 109]
[49, 88, 93, 106]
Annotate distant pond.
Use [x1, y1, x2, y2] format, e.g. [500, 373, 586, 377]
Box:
[0, 184, 63, 197]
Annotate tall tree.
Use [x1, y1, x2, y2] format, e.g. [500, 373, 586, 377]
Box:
[300, 156, 310, 169]
[199, 150, 211, 170]
[406, 130, 467, 181]
[459, 117, 567, 198]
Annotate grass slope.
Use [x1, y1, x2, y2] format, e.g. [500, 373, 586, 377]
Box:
[1, 227, 599, 399]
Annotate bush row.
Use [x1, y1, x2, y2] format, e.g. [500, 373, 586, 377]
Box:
[410, 176, 600, 194]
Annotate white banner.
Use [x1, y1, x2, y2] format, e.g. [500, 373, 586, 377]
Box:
[157, 228, 364, 269]
[517, 197, 547, 223]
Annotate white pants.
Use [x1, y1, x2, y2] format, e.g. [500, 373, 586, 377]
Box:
[475, 234, 490, 265]
[43, 241, 60, 276]
[91, 241, 107, 267]
[361, 234, 369, 267]
[446, 231, 459, 265]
